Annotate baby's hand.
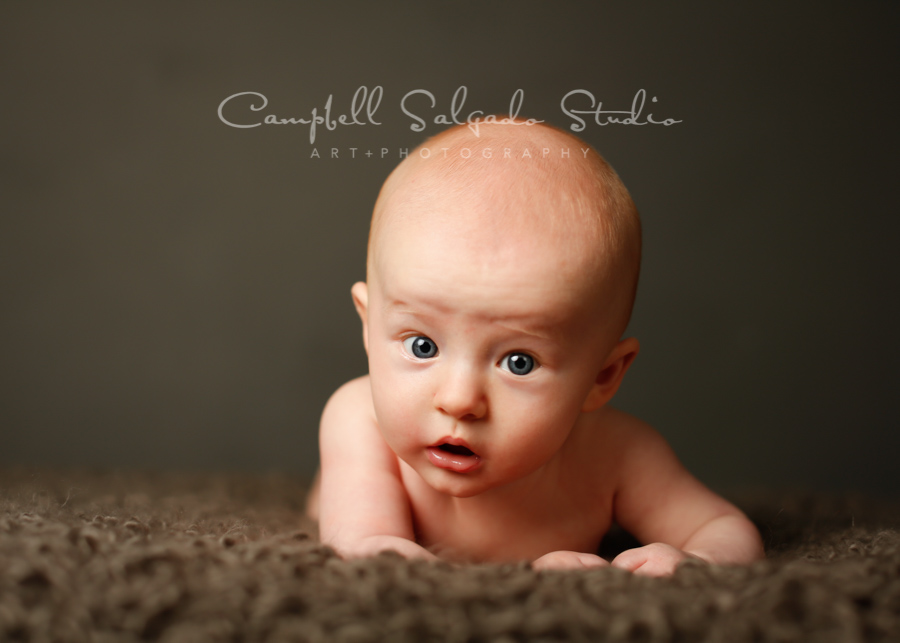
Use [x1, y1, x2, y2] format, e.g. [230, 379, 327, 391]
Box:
[610, 543, 701, 577]
[532, 550, 610, 571]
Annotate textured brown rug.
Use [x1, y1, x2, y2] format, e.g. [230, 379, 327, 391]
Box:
[1, 468, 899, 642]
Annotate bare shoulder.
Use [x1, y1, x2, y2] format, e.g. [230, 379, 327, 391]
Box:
[320, 376, 379, 443]
[590, 406, 684, 488]
[558, 406, 661, 498]
[574, 405, 665, 465]
[318, 375, 414, 546]
[322, 375, 375, 422]
[319, 375, 396, 474]
[601, 407, 669, 456]
[564, 405, 682, 505]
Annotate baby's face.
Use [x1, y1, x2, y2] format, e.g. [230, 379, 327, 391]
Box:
[358, 171, 623, 498]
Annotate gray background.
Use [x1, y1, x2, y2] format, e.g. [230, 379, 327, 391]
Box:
[1, 2, 897, 494]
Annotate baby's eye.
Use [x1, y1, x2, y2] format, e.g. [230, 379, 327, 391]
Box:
[501, 352, 536, 376]
[402, 336, 439, 359]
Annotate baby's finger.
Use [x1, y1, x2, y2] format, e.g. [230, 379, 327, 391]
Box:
[610, 548, 647, 572]
[533, 551, 609, 570]
[611, 544, 686, 577]
[573, 552, 610, 568]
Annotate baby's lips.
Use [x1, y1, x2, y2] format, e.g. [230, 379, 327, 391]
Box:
[426, 439, 482, 473]
[430, 436, 478, 457]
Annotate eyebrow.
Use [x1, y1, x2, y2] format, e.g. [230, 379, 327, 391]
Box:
[384, 298, 557, 341]
[491, 319, 554, 341]
[384, 299, 436, 316]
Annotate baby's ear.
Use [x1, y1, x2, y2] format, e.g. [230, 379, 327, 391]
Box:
[350, 281, 369, 353]
[582, 337, 640, 413]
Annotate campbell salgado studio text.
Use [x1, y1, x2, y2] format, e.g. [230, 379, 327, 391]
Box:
[217, 87, 682, 144]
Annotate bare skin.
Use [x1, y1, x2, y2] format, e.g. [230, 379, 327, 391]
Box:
[310, 122, 764, 575]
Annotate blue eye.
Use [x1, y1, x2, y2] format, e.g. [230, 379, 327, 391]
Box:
[403, 336, 438, 359]
[502, 353, 535, 376]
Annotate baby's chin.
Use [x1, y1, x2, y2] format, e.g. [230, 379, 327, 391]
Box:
[415, 465, 493, 498]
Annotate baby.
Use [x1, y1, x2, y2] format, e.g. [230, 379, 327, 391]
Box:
[308, 120, 764, 575]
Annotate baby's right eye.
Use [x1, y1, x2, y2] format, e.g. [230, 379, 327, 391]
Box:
[402, 336, 439, 359]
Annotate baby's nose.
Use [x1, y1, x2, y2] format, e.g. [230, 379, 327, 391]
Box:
[433, 365, 487, 421]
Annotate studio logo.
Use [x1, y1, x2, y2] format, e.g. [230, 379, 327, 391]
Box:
[217, 86, 682, 147]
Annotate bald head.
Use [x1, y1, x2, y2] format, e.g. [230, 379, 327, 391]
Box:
[367, 120, 642, 339]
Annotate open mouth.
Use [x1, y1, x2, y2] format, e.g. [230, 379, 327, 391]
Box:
[427, 440, 481, 473]
[438, 443, 475, 457]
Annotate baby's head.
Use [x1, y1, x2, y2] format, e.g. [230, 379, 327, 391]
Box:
[353, 120, 642, 495]
[367, 121, 640, 351]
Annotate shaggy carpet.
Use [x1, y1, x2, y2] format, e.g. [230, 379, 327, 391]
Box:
[1, 468, 899, 642]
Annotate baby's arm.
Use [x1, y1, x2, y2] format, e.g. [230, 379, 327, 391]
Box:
[610, 418, 764, 576]
[318, 376, 437, 561]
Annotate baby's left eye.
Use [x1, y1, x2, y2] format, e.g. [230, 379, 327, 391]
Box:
[501, 353, 536, 376]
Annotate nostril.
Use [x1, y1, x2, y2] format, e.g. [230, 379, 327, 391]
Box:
[434, 383, 487, 421]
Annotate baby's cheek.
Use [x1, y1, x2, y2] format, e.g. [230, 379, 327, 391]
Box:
[514, 390, 580, 432]
[372, 380, 428, 448]
[501, 401, 574, 459]
[374, 402, 416, 439]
